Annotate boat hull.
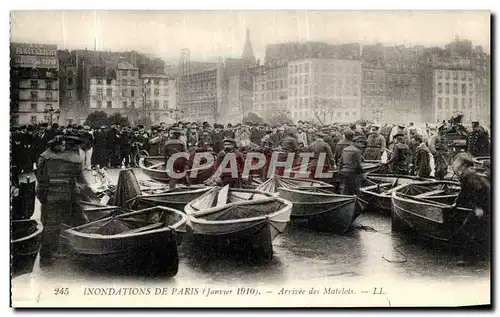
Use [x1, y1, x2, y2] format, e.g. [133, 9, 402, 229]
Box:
[11, 219, 43, 278]
[132, 187, 212, 211]
[357, 190, 391, 215]
[278, 188, 361, 234]
[391, 193, 488, 248]
[65, 207, 187, 276]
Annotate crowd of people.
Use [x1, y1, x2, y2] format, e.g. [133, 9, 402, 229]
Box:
[11, 118, 490, 181]
[10, 118, 491, 266]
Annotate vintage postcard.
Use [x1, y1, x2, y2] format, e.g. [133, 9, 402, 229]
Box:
[10, 10, 490, 307]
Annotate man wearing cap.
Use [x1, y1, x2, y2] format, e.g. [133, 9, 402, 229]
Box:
[34, 123, 50, 160]
[92, 125, 108, 168]
[451, 153, 490, 242]
[429, 123, 449, 180]
[36, 132, 85, 266]
[334, 130, 354, 166]
[365, 125, 386, 161]
[308, 131, 335, 179]
[412, 134, 431, 178]
[467, 121, 490, 157]
[281, 128, 300, 153]
[164, 127, 189, 189]
[385, 133, 412, 175]
[338, 135, 364, 195]
[216, 138, 245, 188]
[212, 124, 225, 153]
[79, 125, 94, 170]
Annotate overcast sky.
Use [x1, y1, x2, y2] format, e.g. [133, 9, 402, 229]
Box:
[10, 10, 490, 62]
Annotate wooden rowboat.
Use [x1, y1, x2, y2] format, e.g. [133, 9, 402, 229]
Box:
[359, 180, 460, 215]
[139, 156, 170, 183]
[129, 186, 214, 211]
[111, 168, 214, 211]
[278, 186, 361, 234]
[256, 176, 333, 194]
[65, 206, 187, 276]
[11, 219, 43, 278]
[185, 186, 292, 259]
[391, 181, 488, 246]
[363, 173, 434, 187]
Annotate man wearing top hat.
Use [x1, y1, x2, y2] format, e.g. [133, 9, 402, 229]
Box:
[429, 123, 450, 180]
[364, 125, 386, 161]
[36, 132, 85, 266]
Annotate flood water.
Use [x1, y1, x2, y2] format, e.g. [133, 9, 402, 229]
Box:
[11, 168, 490, 305]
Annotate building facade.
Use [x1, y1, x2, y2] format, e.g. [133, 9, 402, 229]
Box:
[289, 58, 362, 124]
[385, 71, 421, 123]
[252, 65, 288, 119]
[361, 65, 387, 122]
[177, 67, 221, 123]
[10, 43, 59, 125]
[432, 69, 476, 123]
[141, 73, 177, 123]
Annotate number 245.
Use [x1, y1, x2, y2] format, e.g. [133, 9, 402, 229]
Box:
[54, 288, 69, 295]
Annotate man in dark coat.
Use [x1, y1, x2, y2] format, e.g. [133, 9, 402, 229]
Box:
[451, 153, 490, 243]
[215, 138, 245, 188]
[34, 123, 50, 161]
[334, 130, 354, 166]
[338, 135, 364, 195]
[79, 125, 94, 170]
[429, 123, 449, 180]
[307, 131, 335, 179]
[164, 128, 189, 189]
[119, 127, 132, 167]
[212, 124, 225, 153]
[467, 121, 490, 157]
[92, 126, 108, 168]
[36, 133, 85, 266]
[413, 134, 431, 178]
[385, 133, 412, 175]
[364, 125, 386, 161]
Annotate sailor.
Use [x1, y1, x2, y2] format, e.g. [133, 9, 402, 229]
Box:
[308, 131, 335, 178]
[92, 125, 108, 168]
[281, 128, 300, 153]
[34, 123, 50, 160]
[338, 135, 364, 195]
[212, 124, 225, 153]
[385, 133, 412, 175]
[429, 123, 449, 180]
[79, 125, 94, 170]
[451, 153, 490, 243]
[467, 121, 490, 157]
[412, 134, 431, 178]
[36, 132, 85, 266]
[364, 125, 386, 161]
[334, 130, 354, 166]
[216, 138, 245, 188]
[164, 127, 189, 189]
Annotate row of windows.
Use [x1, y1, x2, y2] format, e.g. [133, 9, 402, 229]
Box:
[145, 88, 169, 97]
[29, 103, 54, 111]
[289, 63, 310, 74]
[436, 70, 473, 80]
[146, 100, 169, 109]
[145, 79, 169, 85]
[436, 97, 474, 110]
[289, 75, 309, 86]
[318, 64, 360, 74]
[120, 70, 139, 77]
[96, 88, 138, 98]
[436, 83, 474, 95]
[30, 80, 54, 89]
[289, 86, 310, 97]
[363, 83, 385, 93]
[291, 110, 358, 118]
[256, 80, 287, 91]
[30, 91, 54, 100]
[363, 70, 385, 80]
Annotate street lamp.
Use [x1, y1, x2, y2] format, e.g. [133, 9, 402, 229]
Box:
[44, 106, 60, 125]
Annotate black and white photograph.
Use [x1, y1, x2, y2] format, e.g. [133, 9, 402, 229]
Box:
[9, 10, 491, 307]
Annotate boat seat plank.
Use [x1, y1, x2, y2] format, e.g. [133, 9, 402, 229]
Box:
[216, 185, 230, 207]
[414, 189, 446, 198]
[116, 222, 163, 235]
